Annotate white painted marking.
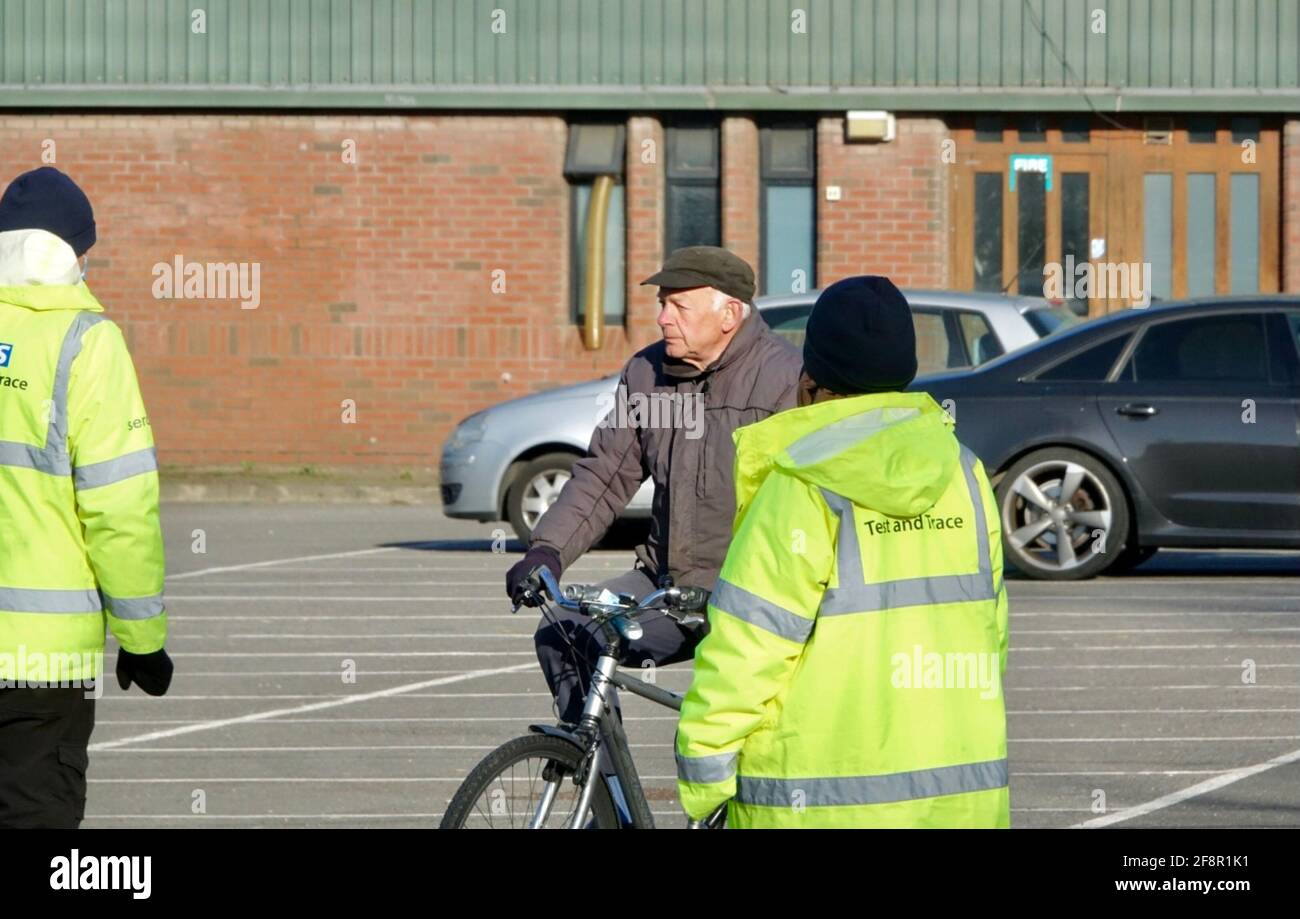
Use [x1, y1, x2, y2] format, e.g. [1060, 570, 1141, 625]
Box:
[1075, 746, 1300, 829]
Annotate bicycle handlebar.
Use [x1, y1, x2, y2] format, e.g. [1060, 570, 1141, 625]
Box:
[516, 566, 709, 632]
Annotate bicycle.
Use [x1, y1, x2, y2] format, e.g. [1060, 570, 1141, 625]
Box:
[440, 566, 728, 829]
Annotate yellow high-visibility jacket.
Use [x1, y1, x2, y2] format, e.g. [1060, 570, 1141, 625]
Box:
[677, 391, 1009, 828]
[0, 228, 166, 683]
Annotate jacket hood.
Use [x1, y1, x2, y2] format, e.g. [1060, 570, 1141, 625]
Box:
[731, 391, 959, 527]
[0, 228, 104, 313]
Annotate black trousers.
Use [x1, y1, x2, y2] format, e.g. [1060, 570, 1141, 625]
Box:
[533, 565, 702, 726]
[0, 686, 96, 829]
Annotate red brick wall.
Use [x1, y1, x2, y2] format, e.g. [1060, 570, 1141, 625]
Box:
[1284, 119, 1300, 294]
[0, 114, 649, 469]
[722, 117, 761, 292]
[624, 116, 666, 352]
[816, 115, 949, 289]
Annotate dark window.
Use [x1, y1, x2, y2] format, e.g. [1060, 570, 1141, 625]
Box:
[1017, 115, 1047, 142]
[1060, 172, 1090, 306]
[975, 115, 1003, 142]
[914, 309, 959, 375]
[1036, 334, 1131, 382]
[973, 173, 1003, 292]
[1125, 314, 1269, 383]
[1269, 312, 1300, 385]
[1188, 116, 1217, 143]
[1017, 172, 1047, 296]
[956, 311, 1004, 365]
[1231, 117, 1261, 144]
[665, 125, 720, 253]
[1061, 116, 1091, 143]
[761, 125, 816, 295]
[1024, 306, 1084, 337]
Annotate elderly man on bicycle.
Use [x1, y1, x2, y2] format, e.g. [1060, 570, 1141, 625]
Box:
[504, 246, 801, 735]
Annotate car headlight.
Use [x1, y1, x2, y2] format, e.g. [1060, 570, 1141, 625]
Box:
[447, 413, 488, 452]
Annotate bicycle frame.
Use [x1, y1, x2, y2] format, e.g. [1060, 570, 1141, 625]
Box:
[519, 568, 726, 829]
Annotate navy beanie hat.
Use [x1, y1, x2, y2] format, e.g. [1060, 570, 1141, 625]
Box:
[0, 167, 97, 256]
[802, 275, 918, 395]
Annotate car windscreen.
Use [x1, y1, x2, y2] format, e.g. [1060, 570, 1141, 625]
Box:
[1024, 305, 1085, 337]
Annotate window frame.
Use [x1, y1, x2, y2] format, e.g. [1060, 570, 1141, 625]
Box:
[759, 122, 817, 296]
[664, 122, 721, 255]
[1116, 310, 1279, 386]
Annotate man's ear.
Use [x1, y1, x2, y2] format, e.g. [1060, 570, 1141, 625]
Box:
[720, 298, 744, 333]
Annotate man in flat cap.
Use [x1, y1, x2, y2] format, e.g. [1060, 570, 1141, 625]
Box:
[505, 247, 801, 753]
[676, 275, 1010, 828]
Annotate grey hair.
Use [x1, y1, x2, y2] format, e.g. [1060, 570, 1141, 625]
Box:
[710, 288, 752, 321]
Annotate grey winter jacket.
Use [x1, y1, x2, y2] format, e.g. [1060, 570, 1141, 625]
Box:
[529, 311, 802, 589]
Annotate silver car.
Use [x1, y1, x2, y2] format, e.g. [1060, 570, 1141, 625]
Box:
[440, 290, 1082, 540]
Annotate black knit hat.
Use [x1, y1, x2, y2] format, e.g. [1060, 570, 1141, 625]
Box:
[0, 167, 97, 256]
[802, 276, 917, 395]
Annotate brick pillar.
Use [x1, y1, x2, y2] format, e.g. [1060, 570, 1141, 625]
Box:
[722, 116, 761, 292]
[1284, 120, 1300, 293]
[625, 115, 665, 352]
[816, 115, 949, 289]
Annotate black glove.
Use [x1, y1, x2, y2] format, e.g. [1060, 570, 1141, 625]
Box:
[116, 648, 174, 697]
[506, 546, 562, 607]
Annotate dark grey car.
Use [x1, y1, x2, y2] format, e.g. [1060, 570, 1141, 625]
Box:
[912, 296, 1300, 580]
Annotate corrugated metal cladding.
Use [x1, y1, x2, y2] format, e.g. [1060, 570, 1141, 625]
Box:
[0, 0, 1297, 110]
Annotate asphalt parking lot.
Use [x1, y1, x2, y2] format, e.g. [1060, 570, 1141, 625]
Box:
[82, 503, 1300, 829]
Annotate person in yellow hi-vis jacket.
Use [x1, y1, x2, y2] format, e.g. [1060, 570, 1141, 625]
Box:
[676, 275, 1009, 829]
[0, 167, 171, 829]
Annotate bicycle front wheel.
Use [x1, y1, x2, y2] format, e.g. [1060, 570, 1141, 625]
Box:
[440, 734, 619, 829]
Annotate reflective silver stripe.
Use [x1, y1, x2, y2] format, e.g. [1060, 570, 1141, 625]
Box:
[676, 749, 738, 785]
[74, 446, 158, 490]
[103, 592, 165, 621]
[735, 758, 1009, 808]
[48, 312, 104, 455]
[0, 587, 102, 613]
[819, 447, 995, 616]
[959, 446, 992, 583]
[0, 312, 103, 477]
[784, 406, 921, 468]
[0, 440, 69, 474]
[711, 577, 814, 644]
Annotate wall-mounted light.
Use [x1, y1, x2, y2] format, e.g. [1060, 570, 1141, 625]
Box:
[845, 110, 896, 143]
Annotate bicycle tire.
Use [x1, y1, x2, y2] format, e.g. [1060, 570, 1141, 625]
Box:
[440, 734, 619, 829]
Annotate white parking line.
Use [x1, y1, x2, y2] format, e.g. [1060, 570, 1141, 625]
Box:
[166, 595, 510, 602]
[1014, 644, 1300, 651]
[222, 633, 535, 639]
[1010, 685, 1300, 691]
[163, 652, 536, 658]
[87, 663, 536, 752]
[1012, 735, 1300, 743]
[169, 548, 399, 580]
[1013, 663, 1300, 669]
[1075, 746, 1300, 829]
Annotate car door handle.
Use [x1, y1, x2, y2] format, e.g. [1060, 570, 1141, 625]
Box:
[1116, 403, 1159, 417]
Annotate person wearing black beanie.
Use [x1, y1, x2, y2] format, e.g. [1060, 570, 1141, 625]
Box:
[677, 272, 1010, 828]
[0, 166, 97, 256]
[0, 165, 172, 830]
[798, 274, 918, 405]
